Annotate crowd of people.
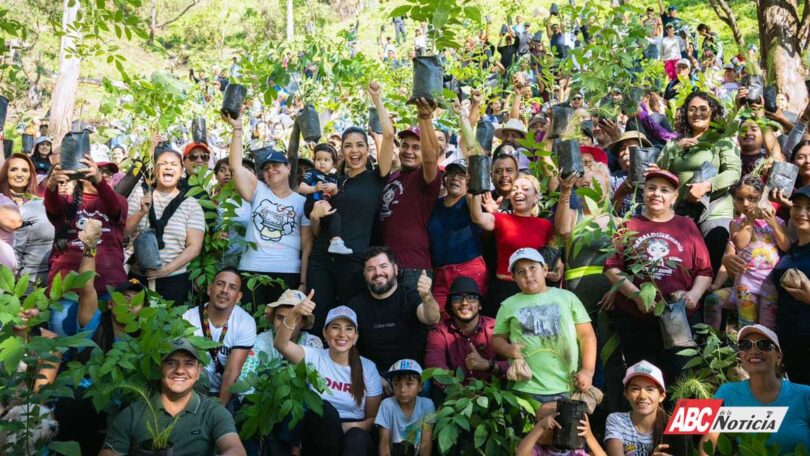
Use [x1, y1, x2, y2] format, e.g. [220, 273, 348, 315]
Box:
[3, 2, 810, 456]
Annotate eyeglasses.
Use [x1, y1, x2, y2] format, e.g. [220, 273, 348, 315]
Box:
[450, 294, 479, 304]
[739, 339, 777, 352]
[189, 153, 210, 162]
[687, 106, 711, 115]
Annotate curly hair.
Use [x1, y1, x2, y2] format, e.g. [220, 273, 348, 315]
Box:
[677, 91, 725, 137]
[729, 174, 764, 197]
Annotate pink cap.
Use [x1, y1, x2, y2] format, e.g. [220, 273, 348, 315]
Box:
[737, 324, 781, 351]
[622, 360, 666, 391]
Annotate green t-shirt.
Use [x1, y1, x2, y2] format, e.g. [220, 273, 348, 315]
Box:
[102, 391, 237, 456]
[493, 288, 591, 395]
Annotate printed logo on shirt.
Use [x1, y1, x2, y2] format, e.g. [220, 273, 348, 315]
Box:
[69, 210, 110, 247]
[252, 199, 296, 242]
[632, 233, 684, 280]
[379, 179, 404, 220]
[516, 304, 561, 337]
[325, 377, 353, 393]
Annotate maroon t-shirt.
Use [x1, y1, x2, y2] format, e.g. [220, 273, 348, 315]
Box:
[379, 168, 441, 269]
[604, 215, 713, 319]
[45, 179, 128, 296]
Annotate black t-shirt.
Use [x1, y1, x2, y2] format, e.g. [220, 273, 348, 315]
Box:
[498, 42, 519, 69]
[348, 286, 426, 373]
[313, 168, 388, 255]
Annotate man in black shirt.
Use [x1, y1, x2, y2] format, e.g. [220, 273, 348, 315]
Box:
[347, 246, 441, 380]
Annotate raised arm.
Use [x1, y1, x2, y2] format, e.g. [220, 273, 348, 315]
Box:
[451, 99, 477, 160]
[469, 89, 483, 127]
[367, 82, 394, 177]
[415, 271, 441, 324]
[554, 174, 578, 239]
[223, 111, 258, 202]
[467, 194, 496, 231]
[415, 98, 440, 184]
[287, 122, 301, 190]
[273, 290, 315, 364]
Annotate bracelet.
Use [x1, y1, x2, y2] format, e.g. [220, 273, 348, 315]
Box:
[83, 247, 97, 258]
[282, 317, 296, 330]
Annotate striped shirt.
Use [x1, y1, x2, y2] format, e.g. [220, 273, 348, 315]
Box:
[138, 189, 206, 276]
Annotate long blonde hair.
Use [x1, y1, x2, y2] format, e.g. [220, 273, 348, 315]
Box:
[514, 174, 542, 217]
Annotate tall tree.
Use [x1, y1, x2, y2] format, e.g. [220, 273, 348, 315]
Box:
[48, 0, 81, 149]
[758, 0, 809, 113]
[287, 0, 294, 42]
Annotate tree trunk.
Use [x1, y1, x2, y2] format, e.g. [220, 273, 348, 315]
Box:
[287, 0, 294, 42]
[49, 0, 81, 151]
[149, 0, 157, 45]
[758, 0, 808, 113]
[706, 0, 744, 55]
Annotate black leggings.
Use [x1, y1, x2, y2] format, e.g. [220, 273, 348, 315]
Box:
[307, 253, 366, 335]
[703, 225, 730, 274]
[301, 400, 374, 456]
[153, 272, 191, 306]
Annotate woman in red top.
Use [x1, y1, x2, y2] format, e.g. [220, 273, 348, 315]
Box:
[604, 170, 712, 386]
[469, 174, 553, 316]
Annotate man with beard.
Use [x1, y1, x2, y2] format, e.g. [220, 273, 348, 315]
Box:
[378, 100, 442, 295]
[183, 267, 256, 407]
[425, 277, 507, 383]
[738, 117, 784, 176]
[347, 246, 441, 377]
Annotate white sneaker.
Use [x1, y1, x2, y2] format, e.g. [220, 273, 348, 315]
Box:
[328, 239, 353, 255]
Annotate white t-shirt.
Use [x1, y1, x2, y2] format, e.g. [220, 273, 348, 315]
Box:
[183, 304, 257, 393]
[239, 182, 310, 274]
[661, 36, 682, 61]
[604, 411, 655, 456]
[303, 346, 383, 421]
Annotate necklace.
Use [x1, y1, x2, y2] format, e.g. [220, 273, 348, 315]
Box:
[9, 189, 29, 205]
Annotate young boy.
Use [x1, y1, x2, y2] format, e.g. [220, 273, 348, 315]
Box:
[375, 359, 435, 456]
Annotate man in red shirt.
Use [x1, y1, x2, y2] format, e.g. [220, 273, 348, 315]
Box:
[378, 99, 441, 293]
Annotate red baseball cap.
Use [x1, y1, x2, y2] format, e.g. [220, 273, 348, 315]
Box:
[580, 146, 608, 166]
[397, 127, 421, 141]
[645, 169, 680, 188]
[183, 142, 211, 159]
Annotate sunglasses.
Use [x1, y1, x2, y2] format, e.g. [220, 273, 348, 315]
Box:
[739, 339, 777, 352]
[450, 294, 479, 304]
[189, 153, 210, 161]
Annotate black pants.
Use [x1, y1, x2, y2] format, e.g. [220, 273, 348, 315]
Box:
[614, 309, 702, 389]
[703, 225, 730, 274]
[307, 252, 366, 336]
[781, 335, 810, 385]
[239, 271, 300, 315]
[301, 401, 373, 456]
[54, 395, 107, 456]
[154, 272, 191, 306]
[305, 197, 342, 240]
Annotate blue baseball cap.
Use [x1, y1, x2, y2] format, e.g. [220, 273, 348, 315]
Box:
[256, 148, 289, 169]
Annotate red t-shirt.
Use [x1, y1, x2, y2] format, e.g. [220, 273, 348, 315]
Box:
[379, 168, 441, 269]
[604, 215, 713, 319]
[492, 212, 554, 278]
[45, 179, 128, 296]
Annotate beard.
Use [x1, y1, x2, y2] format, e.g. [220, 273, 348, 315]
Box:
[367, 275, 397, 295]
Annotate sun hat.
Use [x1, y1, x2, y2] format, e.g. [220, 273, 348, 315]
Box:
[269, 289, 314, 330]
[494, 118, 528, 140]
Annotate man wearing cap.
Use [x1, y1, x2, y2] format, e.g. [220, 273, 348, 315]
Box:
[664, 58, 692, 101]
[378, 99, 441, 294]
[348, 246, 441, 377]
[658, 2, 681, 29]
[224, 111, 312, 304]
[182, 267, 256, 407]
[493, 248, 596, 403]
[701, 325, 810, 455]
[100, 338, 246, 456]
[425, 276, 507, 384]
[428, 159, 487, 306]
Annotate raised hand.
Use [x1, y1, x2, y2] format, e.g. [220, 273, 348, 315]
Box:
[465, 343, 490, 371]
[416, 270, 433, 300]
[294, 290, 316, 317]
[366, 82, 382, 102]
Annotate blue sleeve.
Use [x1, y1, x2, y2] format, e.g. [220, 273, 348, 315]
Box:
[374, 398, 394, 429]
[79, 310, 103, 333]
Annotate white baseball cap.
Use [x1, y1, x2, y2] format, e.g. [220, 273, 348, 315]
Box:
[324, 305, 358, 327]
[737, 324, 781, 351]
[622, 360, 666, 391]
[508, 248, 546, 272]
[387, 359, 423, 377]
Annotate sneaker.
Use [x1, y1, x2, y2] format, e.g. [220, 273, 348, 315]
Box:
[328, 239, 353, 255]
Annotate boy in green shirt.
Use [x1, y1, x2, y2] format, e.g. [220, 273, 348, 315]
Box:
[493, 248, 597, 403]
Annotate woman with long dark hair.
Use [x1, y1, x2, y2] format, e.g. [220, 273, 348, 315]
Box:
[654, 91, 741, 272]
[306, 82, 394, 334]
[44, 156, 127, 336]
[275, 302, 382, 456]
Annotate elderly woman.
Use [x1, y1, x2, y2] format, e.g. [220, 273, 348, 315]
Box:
[770, 186, 810, 385]
[654, 91, 741, 272]
[125, 144, 205, 305]
[0, 153, 53, 286]
[700, 325, 810, 455]
[604, 170, 712, 385]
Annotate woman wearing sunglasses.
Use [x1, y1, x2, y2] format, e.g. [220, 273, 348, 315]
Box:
[700, 325, 810, 455]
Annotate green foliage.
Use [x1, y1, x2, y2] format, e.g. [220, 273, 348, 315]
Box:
[232, 356, 326, 440]
[425, 368, 537, 455]
[62, 290, 218, 412]
[390, 0, 481, 53]
[668, 324, 742, 401]
[241, 272, 286, 328]
[116, 382, 181, 449]
[705, 432, 807, 456]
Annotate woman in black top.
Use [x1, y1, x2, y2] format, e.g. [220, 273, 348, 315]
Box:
[306, 82, 394, 335]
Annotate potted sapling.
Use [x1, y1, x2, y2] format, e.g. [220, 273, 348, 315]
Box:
[117, 383, 181, 456]
[451, 100, 490, 194]
[390, 0, 481, 105]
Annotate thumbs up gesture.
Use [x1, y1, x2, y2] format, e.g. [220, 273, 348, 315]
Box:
[416, 270, 433, 300]
[294, 290, 316, 317]
[465, 342, 490, 372]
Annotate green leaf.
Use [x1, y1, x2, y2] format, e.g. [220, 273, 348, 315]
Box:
[0, 336, 24, 375]
[473, 423, 488, 447]
[49, 441, 82, 456]
[389, 5, 411, 18]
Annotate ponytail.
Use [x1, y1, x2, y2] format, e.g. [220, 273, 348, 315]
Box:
[652, 404, 669, 447]
[348, 346, 366, 407]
